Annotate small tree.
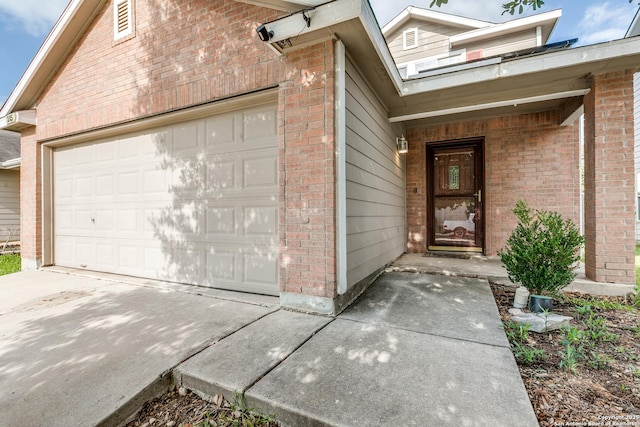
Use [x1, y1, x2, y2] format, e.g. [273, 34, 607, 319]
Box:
[499, 200, 584, 296]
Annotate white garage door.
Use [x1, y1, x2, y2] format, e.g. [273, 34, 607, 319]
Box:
[53, 104, 279, 295]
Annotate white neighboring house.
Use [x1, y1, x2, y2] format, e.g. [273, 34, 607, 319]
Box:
[0, 130, 20, 245]
[626, 8, 640, 241]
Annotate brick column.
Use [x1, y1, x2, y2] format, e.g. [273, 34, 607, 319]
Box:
[278, 39, 337, 314]
[583, 70, 636, 284]
[20, 127, 42, 270]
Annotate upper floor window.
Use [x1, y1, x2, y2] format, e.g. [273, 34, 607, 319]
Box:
[114, 0, 134, 40]
[403, 28, 418, 50]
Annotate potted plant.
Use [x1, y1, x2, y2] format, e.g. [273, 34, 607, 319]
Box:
[498, 200, 584, 313]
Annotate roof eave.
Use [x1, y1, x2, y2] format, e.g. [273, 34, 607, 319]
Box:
[450, 9, 561, 47]
[234, 0, 328, 12]
[382, 6, 490, 36]
[0, 158, 21, 170]
[401, 36, 640, 97]
[0, 0, 106, 117]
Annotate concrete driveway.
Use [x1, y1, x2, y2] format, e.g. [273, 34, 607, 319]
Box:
[0, 268, 538, 427]
[0, 269, 279, 426]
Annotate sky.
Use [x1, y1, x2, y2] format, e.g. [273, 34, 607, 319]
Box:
[0, 0, 638, 107]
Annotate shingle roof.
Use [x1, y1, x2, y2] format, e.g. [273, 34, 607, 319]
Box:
[0, 130, 20, 163]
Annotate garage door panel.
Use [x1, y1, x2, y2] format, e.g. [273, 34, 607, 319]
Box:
[244, 251, 278, 286]
[206, 250, 237, 281]
[206, 207, 237, 235]
[95, 141, 116, 163]
[244, 206, 277, 236]
[205, 160, 236, 190]
[205, 115, 236, 147]
[242, 106, 277, 143]
[54, 103, 279, 296]
[96, 244, 115, 270]
[243, 155, 278, 189]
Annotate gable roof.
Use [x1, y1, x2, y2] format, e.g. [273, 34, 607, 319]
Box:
[626, 7, 640, 37]
[0, 0, 106, 117]
[382, 7, 490, 34]
[382, 7, 561, 46]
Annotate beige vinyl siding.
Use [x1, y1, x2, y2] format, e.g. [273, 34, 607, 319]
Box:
[345, 58, 406, 287]
[387, 20, 465, 65]
[0, 170, 20, 241]
[461, 29, 538, 58]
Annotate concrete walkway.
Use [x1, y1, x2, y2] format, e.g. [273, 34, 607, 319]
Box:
[0, 265, 538, 426]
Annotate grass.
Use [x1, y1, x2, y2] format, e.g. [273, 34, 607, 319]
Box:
[0, 253, 20, 276]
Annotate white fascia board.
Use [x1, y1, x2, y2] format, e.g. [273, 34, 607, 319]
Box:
[358, 0, 404, 94]
[626, 7, 640, 37]
[263, 0, 404, 93]
[389, 89, 590, 122]
[0, 158, 21, 170]
[402, 36, 640, 96]
[450, 9, 561, 47]
[382, 6, 490, 36]
[0, 0, 82, 117]
[235, 0, 327, 11]
[0, 110, 37, 130]
[265, 0, 362, 45]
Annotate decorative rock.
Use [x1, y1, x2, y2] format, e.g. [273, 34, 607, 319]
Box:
[508, 310, 573, 333]
[178, 386, 187, 396]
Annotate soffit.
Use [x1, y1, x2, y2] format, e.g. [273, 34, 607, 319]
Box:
[263, 1, 640, 127]
[234, 0, 327, 12]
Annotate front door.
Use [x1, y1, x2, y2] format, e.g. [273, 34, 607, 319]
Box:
[427, 139, 484, 253]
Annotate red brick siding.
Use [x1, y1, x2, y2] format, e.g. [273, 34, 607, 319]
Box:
[583, 70, 636, 284]
[406, 111, 580, 255]
[26, 0, 338, 298]
[279, 39, 336, 298]
[20, 128, 41, 264]
[36, 0, 284, 140]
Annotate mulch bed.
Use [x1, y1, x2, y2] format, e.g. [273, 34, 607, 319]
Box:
[124, 387, 278, 427]
[491, 282, 640, 426]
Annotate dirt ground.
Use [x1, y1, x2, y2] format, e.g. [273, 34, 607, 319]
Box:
[491, 283, 640, 426]
[124, 387, 278, 427]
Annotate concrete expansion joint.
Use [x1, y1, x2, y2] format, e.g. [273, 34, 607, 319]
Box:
[243, 315, 336, 394]
[339, 315, 511, 350]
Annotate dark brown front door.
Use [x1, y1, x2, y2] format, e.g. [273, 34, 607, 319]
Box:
[427, 139, 484, 253]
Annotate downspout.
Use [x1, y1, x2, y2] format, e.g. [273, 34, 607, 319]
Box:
[335, 40, 347, 295]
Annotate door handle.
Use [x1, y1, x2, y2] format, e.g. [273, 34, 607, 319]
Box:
[474, 190, 482, 203]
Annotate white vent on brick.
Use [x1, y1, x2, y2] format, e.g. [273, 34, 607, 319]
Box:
[114, 0, 132, 39]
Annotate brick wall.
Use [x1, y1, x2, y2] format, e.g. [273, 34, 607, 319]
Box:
[19, 127, 41, 268]
[406, 111, 580, 255]
[25, 0, 339, 299]
[584, 70, 636, 284]
[36, 0, 285, 140]
[279, 39, 337, 298]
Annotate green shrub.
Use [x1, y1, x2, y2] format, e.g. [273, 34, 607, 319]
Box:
[499, 200, 584, 296]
